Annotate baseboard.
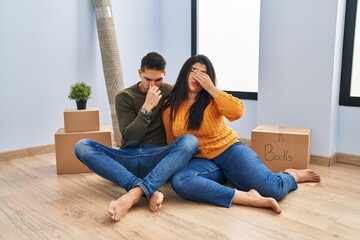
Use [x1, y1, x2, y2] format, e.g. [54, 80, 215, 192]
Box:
[336, 152, 360, 166]
[310, 154, 337, 167]
[0, 144, 55, 162]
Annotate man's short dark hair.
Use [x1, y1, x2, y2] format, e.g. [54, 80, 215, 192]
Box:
[141, 52, 166, 72]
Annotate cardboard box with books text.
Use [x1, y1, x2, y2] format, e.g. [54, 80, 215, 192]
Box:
[251, 125, 311, 173]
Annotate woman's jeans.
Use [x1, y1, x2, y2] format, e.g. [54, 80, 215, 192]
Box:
[74, 134, 198, 198]
[170, 142, 298, 207]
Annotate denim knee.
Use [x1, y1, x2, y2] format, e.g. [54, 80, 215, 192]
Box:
[178, 134, 199, 155]
[74, 138, 93, 160]
[170, 172, 191, 197]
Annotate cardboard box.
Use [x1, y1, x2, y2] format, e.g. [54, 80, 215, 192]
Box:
[64, 108, 100, 133]
[55, 125, 112, 174]
[251, 125, 311, 173]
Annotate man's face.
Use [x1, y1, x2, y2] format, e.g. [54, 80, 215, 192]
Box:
[138, 68, 165, 93]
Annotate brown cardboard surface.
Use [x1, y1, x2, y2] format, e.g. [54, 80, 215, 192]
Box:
[64, 108, 100, 133]
[54, 125, 112, 174]
[251, 125, 311, 173]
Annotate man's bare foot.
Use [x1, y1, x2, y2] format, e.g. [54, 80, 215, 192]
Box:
[232, 189, 282, 213]
[285, 169, 321, 183]
[148, 190, 164, 212]
[108, 187, 143, 222]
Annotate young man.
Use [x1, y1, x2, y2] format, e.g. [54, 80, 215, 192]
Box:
[74, 52, 198, 222]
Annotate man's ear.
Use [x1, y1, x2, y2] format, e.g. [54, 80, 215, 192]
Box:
[163, 70, 166, 76]
[138, 68, 142, 77]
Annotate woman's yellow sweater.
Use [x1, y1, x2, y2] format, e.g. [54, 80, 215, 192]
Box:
[162, 92, 245, 159]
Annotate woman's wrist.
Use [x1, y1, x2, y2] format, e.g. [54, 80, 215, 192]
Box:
[208, 86, 222, 98]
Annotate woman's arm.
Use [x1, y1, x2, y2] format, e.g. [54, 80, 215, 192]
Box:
[192, 69, 245, 121]
[213, 92, 245, 122]
[162, 107, 176, 144]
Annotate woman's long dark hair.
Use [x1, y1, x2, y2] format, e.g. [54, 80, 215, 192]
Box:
[163, 54, 216, 130]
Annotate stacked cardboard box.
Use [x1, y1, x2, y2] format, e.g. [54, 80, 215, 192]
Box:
[54, 108, 112, 174]
[63, 108, 100, 132]
[251, 125, 311, 173]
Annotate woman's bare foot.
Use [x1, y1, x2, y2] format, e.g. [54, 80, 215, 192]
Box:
[108, 187, 143, 222]
[232, 189, 282, 213]
[148, 190, 164, 212]
[285, 169, 321, 183]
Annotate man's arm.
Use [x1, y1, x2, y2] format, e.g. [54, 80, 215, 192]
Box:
[116, 92, 150, 147]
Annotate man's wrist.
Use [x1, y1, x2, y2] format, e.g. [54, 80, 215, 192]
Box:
[139, 107, 152, 116]
[141, 103, 154, 113]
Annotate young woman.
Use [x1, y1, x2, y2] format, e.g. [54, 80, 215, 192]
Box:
[162, 55, 320, 213]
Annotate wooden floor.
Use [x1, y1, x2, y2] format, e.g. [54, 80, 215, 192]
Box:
[0, 152, 359, 240]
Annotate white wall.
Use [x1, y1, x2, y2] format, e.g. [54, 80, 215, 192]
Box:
[0, 0, 79, 151]
[0, 0, 162, 152]
[338, 107, 360, 155]
[1, 0, 359, 157]
[258, 0, 345, 157]
[158, 1, 192, 83]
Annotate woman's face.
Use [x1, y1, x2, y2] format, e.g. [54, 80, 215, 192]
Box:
[188, 62, 207, 95]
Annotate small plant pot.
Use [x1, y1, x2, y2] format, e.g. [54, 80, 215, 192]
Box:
[76, 100, 87, 110]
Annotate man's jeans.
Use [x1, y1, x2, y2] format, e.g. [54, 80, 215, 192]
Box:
[170, 142, 298, 207]
[74, 134, 198, 198]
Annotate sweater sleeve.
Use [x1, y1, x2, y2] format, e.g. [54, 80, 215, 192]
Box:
[162, 107, 176, 144]
[213, 91, 245, 122]
[115, 92, 150, 147]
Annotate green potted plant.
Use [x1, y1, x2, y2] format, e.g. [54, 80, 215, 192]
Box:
[68, 81, 92, 110]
